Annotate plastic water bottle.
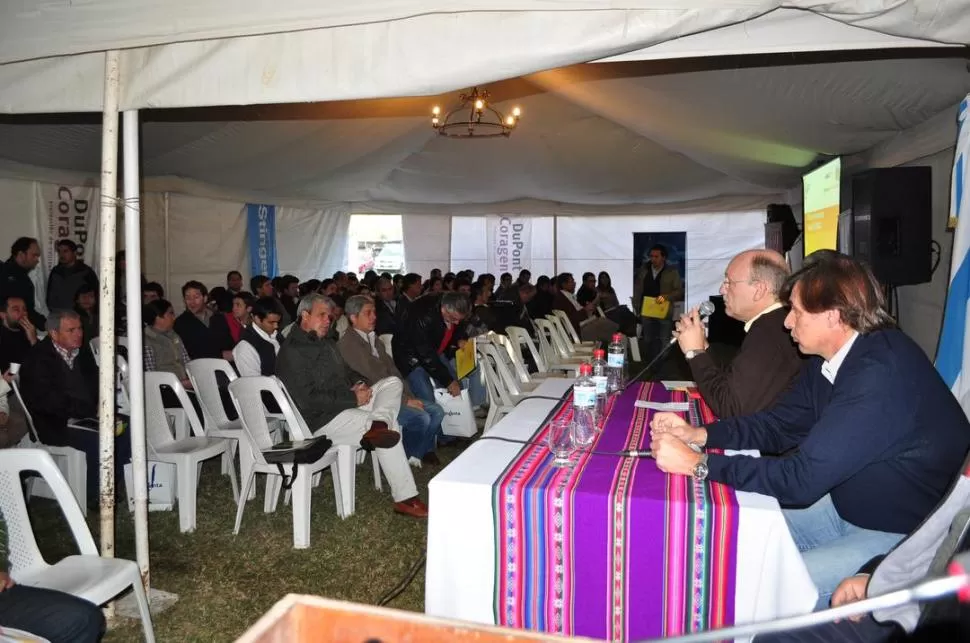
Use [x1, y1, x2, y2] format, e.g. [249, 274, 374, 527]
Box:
[572, 363, 597, 450]
[590, 349, 609, 428]
[607, 333, 626, 393]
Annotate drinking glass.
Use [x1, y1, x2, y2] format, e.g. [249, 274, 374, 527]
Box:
[548, 416, 573, 467]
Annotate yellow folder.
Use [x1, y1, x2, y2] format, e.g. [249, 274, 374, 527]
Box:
[455, 340, 477, 380]
[640, 297, 671, 319]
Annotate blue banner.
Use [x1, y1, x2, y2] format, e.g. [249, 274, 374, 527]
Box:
[246, 203, 278, 278]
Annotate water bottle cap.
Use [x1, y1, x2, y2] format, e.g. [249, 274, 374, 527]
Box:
[612, 333, 624, 343]
[593, 349, 605, 359]
[578, 363, 593, 375]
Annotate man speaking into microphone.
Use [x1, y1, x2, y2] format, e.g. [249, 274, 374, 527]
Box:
[675, 249, 803, 418]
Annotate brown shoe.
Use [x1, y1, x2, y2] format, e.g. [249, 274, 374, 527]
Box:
[393, 496, 429, 519]
[421, 452, 441, 466]
[360, 421, 400, 451]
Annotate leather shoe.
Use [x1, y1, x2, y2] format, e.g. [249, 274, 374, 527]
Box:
[360, 421, 400, 451]
[393, 496, 429, 519]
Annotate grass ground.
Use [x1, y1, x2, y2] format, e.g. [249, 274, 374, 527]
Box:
[30, 443, 465, 642]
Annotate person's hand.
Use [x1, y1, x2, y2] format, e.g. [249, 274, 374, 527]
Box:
[651, 433, 704, 476]
[355, 385, 373, 406]
[1, 371, 13, 384]
[222, 350, 234, 362]
[675, 308, 706, 353]
[0, 572, 14, 592]
[406, 398, 425, 411]
[656, 295, 666, 304]
[181, 378, 194, 391]
[19, 317, 37, 345]
[457, 339, 468, 349]
[832, 575, 869, 621]
[447, 381, 461, 397]
[650, 412, 706, 445]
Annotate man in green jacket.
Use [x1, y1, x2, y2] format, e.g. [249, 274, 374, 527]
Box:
[276, 293, 428, 519]
[633, 244, 684, 361]
[0, 511, 105, 641]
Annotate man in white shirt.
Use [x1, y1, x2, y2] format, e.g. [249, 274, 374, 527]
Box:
[232, 297, 283, 377]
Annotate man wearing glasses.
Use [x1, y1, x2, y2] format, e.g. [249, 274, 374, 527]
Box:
[674, 249, 802, 418]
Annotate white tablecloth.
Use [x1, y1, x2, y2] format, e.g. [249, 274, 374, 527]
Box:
[426, 378, 818, 632]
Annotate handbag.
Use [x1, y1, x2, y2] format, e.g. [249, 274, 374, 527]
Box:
[261, 435, 334, 489]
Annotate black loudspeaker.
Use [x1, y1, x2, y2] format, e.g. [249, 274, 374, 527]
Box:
[851, 167, 932, 286]
[766, 204, 800, 253]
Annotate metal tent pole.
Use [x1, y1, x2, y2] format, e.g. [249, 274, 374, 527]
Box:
[97, 49, 121, 557]
[123, 109, 150, 590]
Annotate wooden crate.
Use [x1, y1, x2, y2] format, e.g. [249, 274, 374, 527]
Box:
[237, 594, 583, 642]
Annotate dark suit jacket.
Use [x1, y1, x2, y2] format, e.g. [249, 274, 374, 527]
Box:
[375, 299, 397, 336]
[337, 329, 410, 401]
[552, 290, 588, 334]
[705, 328, 970, 535]
[687, 306, 803, 418]
[19, 338, 99, 445]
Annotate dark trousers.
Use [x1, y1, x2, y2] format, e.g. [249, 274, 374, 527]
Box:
[0, 584, 105, 643]
[63, 418, 132, 505]
[755, 616, 900, 643]
[641, 317, 672, 361]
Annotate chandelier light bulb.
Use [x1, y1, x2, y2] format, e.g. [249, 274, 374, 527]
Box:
[475, 99, 484, 110]
[432, 106, 440, 116]
[432, 117, 439, 126]
[512, 106, 521, 117]
[506, 115, 515, 126]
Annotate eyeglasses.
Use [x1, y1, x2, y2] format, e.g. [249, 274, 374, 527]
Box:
[721, 277, 761, 288]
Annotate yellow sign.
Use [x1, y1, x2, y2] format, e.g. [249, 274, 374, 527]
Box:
[455, 340, 477, 380]
[803, 158, 842, 255]
[640, 297, 671, 319]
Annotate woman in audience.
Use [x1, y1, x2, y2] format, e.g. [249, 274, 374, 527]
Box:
[73, 283, 99, 344]
[426, 276, 444, 295]
[210, 291, 254, 361]
[597, 271, 620, 310]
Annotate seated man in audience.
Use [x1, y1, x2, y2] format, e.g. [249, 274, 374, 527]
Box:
[0, 296, 38, 372]
[233, 297, 284, 377]
[226, 270, 244, 295]
[327, 294, 349, 340]
[516, 269, 532, 288]
[528, 275, 554, 320]
[277, 294, 427, 518]
[393, 292, 484, 409]
[398, 273, 423, 308]
[0, 511, 106, 642]
[211, 291, 254, 361]
[375, 277, 398, 336]
[174, 280, 220, 359]
[339, 295, 445, 466]
[143, 299, 193, 391]
[250, 275, 275, 299]
[650, 252, 970, 610]
[142, 281, 164, 304]
[277, 275, 300, 321]
[20, 310, 131, 505]
[553, 272, 618, 346]
[674, 249, 803, 418]
[494, 272, 514, 301]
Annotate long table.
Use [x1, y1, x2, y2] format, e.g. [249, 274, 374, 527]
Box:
[426, 378, 817, 639]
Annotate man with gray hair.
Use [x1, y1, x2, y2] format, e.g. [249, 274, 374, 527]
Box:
[674, 249, 803, 417]
[277, 294, 427, 519]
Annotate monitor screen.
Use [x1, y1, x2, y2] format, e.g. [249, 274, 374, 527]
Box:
[802, 157, 841, 256]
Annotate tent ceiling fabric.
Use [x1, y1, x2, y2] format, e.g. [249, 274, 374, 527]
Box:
[1, 3, 970, 113]
[0, 57, 967, 208]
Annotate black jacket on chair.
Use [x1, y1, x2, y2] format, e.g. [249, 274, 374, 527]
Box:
[392, 294, 465, 387]
[19, 338, 99, 446]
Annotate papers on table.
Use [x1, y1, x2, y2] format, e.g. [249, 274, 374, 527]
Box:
[661, 380, 696, 391]
[634, 400, 691, 412]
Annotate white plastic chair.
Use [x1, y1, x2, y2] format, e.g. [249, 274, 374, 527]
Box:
[186, 359, 247, 500]
[547, 313, 594, 359]
[482, 335, 537, 395]
[228, 376, 350, 549]
[552, 309, 596, 350]
[503, 326, 562, 381]
[10, 374, 90, 515]
[378, 334, 393, 359]
[475, 341, 523, 432]
[534, 319, 582, 375]
[0, 449, 155, 642]
[144, 371, 237, 533]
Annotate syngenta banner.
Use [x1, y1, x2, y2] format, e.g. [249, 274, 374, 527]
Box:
[246, 203, 278, 278]
[486, 216, 531, 275]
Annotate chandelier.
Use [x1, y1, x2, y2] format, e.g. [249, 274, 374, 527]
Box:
[431, 87, 521, 139]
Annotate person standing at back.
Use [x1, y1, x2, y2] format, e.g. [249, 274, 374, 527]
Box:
[633, 244, 683, 360]
[46, 239, 98, 312]
[0, 237, 45, 328]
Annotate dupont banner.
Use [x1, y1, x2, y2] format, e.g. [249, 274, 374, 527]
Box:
[246, 203, 278, 278]
[485, 216, 532, 276]
[35, 183, 100, 313]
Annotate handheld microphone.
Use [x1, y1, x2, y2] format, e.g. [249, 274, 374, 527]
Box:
[622, 301, 715, 389]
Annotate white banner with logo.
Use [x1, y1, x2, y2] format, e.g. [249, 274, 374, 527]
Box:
[34, 183, 100, 314]
[485, 216, 532, 276]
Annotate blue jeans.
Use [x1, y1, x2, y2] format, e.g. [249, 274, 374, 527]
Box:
[0, 584, 105, 643]
[784, 495, 905, 610]
[398, 402, 444, 459]
[406, 354, 486, 408]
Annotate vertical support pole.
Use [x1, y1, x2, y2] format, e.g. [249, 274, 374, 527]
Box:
[553, 216, 559, 275]
[164, 192, 171, 300]
[123, 109, 150, 591]
[98, 50, 121, 557]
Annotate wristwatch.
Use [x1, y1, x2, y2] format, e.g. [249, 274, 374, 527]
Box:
[691, 454, 709, 481]
[684, 348, 706, 361]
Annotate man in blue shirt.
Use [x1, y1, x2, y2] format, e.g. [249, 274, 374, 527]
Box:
[650, 252, 970, 610]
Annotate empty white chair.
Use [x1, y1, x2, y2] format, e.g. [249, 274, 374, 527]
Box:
[547, 314, 594, 360]
[534, 319, 582, 375]
[186, 359, 247, 500]
[552, 309, 596, 350]
[144, 371, 237, 533]
[10, 374, 90, 515]
[228, 376, 350, 549]
[475, 340, 525, 432]
[503, 326, 562, 381]
[482, 335, 537, 395]
[0, 449, 155, 642]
